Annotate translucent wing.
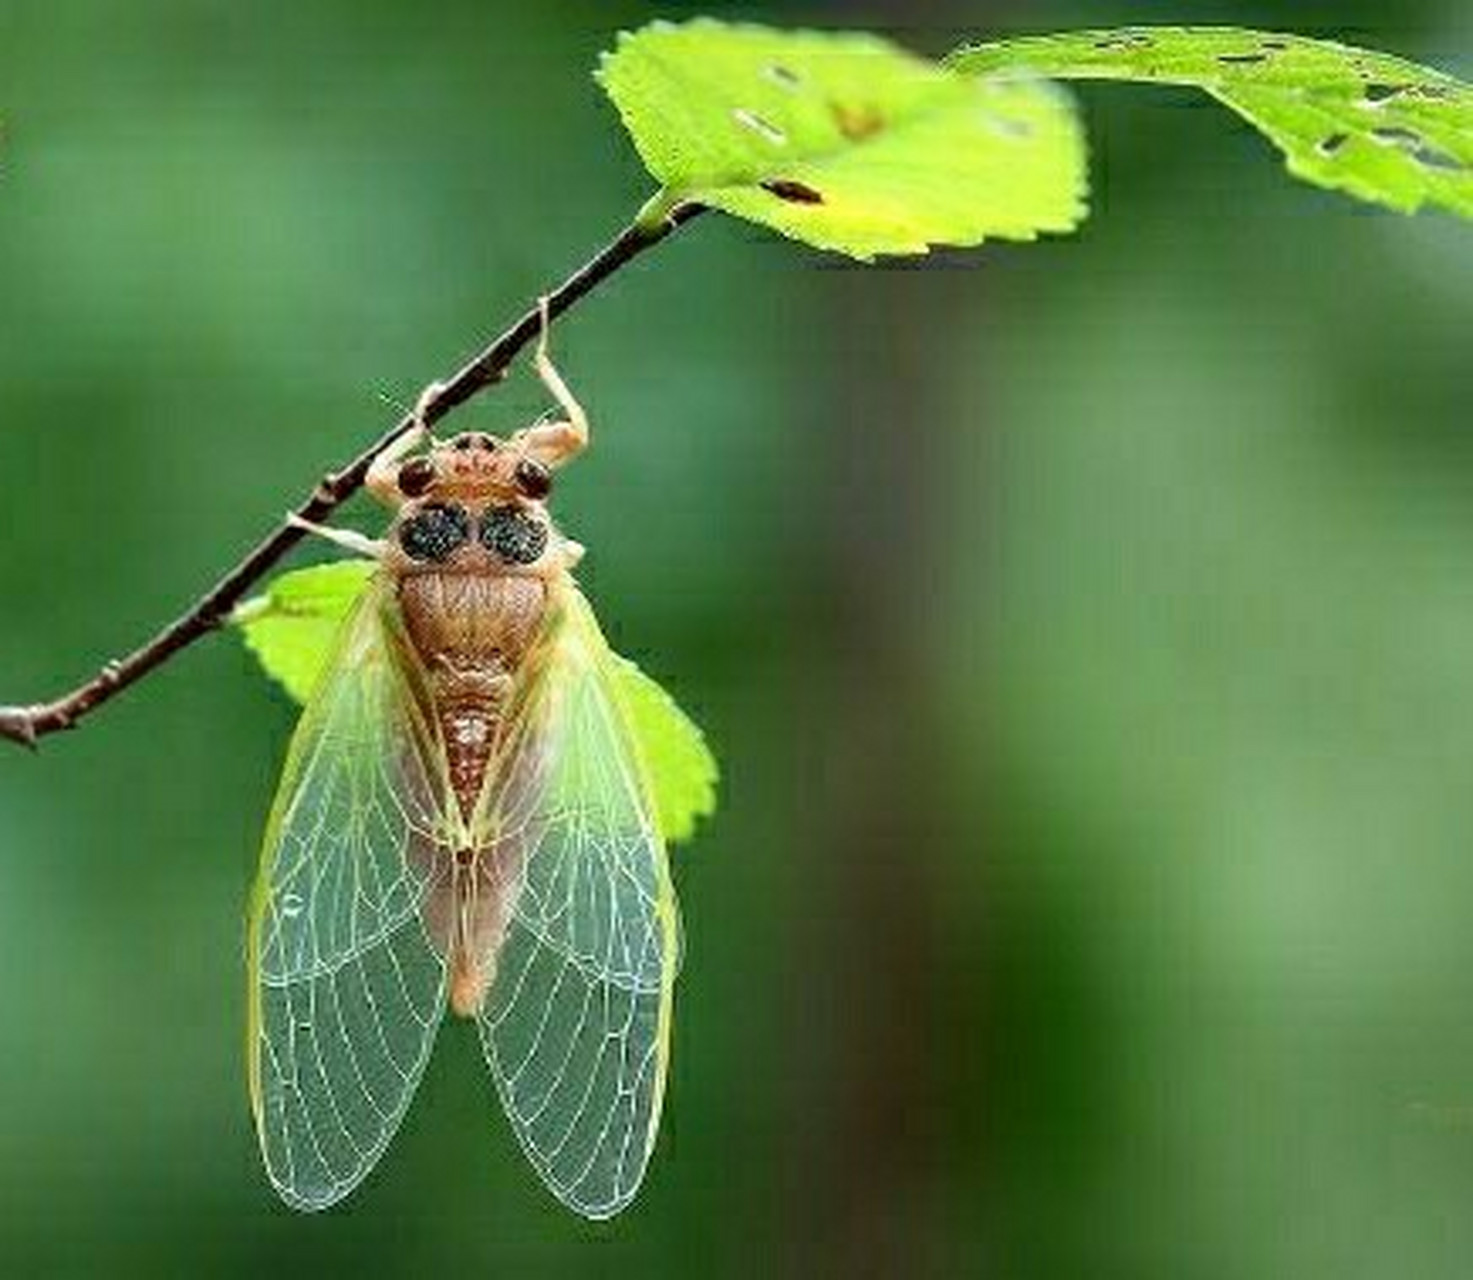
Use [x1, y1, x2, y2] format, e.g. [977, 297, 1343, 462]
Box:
[246, 575, 453, 1210]
[475, 583, 681, 1219]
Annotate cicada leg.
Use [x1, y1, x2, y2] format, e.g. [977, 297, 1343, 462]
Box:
[286, 513, 387, 558]
[516, 297, 589, 468]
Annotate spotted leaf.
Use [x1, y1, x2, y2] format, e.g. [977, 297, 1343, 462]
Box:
[949, 27, 1472, 217]
[597, 18, 1088, 260]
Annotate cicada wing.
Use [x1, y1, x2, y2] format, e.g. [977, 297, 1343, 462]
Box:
[247, 574, 455, 1210]
[474, 584, 681, 1220]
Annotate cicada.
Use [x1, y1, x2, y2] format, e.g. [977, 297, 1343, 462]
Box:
[245, 306, 680, 1218]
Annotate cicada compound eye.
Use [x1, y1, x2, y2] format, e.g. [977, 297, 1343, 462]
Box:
[399, 502, 471, 563]
[397, 457, 437, 499]
[480, 504, 548, 565]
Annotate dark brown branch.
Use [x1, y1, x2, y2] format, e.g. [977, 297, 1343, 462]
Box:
[0, 201, 706, 748]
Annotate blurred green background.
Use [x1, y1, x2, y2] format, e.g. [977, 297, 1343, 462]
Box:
[1, 0, 1470, 1275]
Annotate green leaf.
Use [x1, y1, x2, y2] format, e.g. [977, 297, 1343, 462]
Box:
[598, 18, 1088, 260]
[231, 561, 718, 844]
[948, 27, 1472, 218]
[231, 559, 378, 705]
[610, 655, 718, 845]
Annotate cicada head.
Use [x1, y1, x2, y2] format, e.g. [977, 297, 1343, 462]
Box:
[394, 432, 554, 508]
[371, 323, 586, 575]
[384, 434, 565, 573]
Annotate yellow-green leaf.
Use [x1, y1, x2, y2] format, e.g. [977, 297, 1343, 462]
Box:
[611, 655, 718, 844]
[231, 561, 718, 844]
[598, 18, 1088, 260]
[949, 27, 1472, 218]
[231, 559, 378, 704]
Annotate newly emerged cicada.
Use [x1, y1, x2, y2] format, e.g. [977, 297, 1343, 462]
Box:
[246, 307, 680, 1218]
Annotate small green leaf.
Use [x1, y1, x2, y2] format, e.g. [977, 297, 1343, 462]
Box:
[610, 655, 718, 845]
[232, 561, 718, 844]
[597, 18, 1088, 260]
[231, 559, 378, 704]
[949, 27, 1472, 218]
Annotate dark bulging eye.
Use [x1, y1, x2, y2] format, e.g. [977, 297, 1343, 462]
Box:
[452, 435, 473, 452]
[480, 505, 548, 565]
[397, 457, 437, 498]
[399, 502, 471, 562]
[514, 457, 553, 500]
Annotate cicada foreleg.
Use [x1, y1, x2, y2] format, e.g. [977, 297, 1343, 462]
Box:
[286, 514, 387, 559]
[515, 297, 589, 468]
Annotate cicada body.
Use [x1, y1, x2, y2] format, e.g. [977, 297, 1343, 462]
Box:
[246, 334, 680, 1218]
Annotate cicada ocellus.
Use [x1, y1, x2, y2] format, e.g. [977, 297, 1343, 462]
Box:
[246, 306, 681, 1218]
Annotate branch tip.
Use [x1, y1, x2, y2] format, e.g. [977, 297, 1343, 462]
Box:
[0, 708, 40, 750]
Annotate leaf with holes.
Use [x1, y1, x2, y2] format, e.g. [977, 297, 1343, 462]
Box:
[597, 18, 1087, 260]
[231, 560, 718, 844]
[949, 27, 1472, 218]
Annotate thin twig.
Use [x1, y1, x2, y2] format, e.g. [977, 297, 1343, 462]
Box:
[0, 201, 707, 749]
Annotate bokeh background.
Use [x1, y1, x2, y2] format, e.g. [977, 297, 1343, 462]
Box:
[1, 0, 1470, 1275]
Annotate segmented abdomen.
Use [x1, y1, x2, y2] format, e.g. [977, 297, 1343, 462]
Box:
[396, 570, 548, 819]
